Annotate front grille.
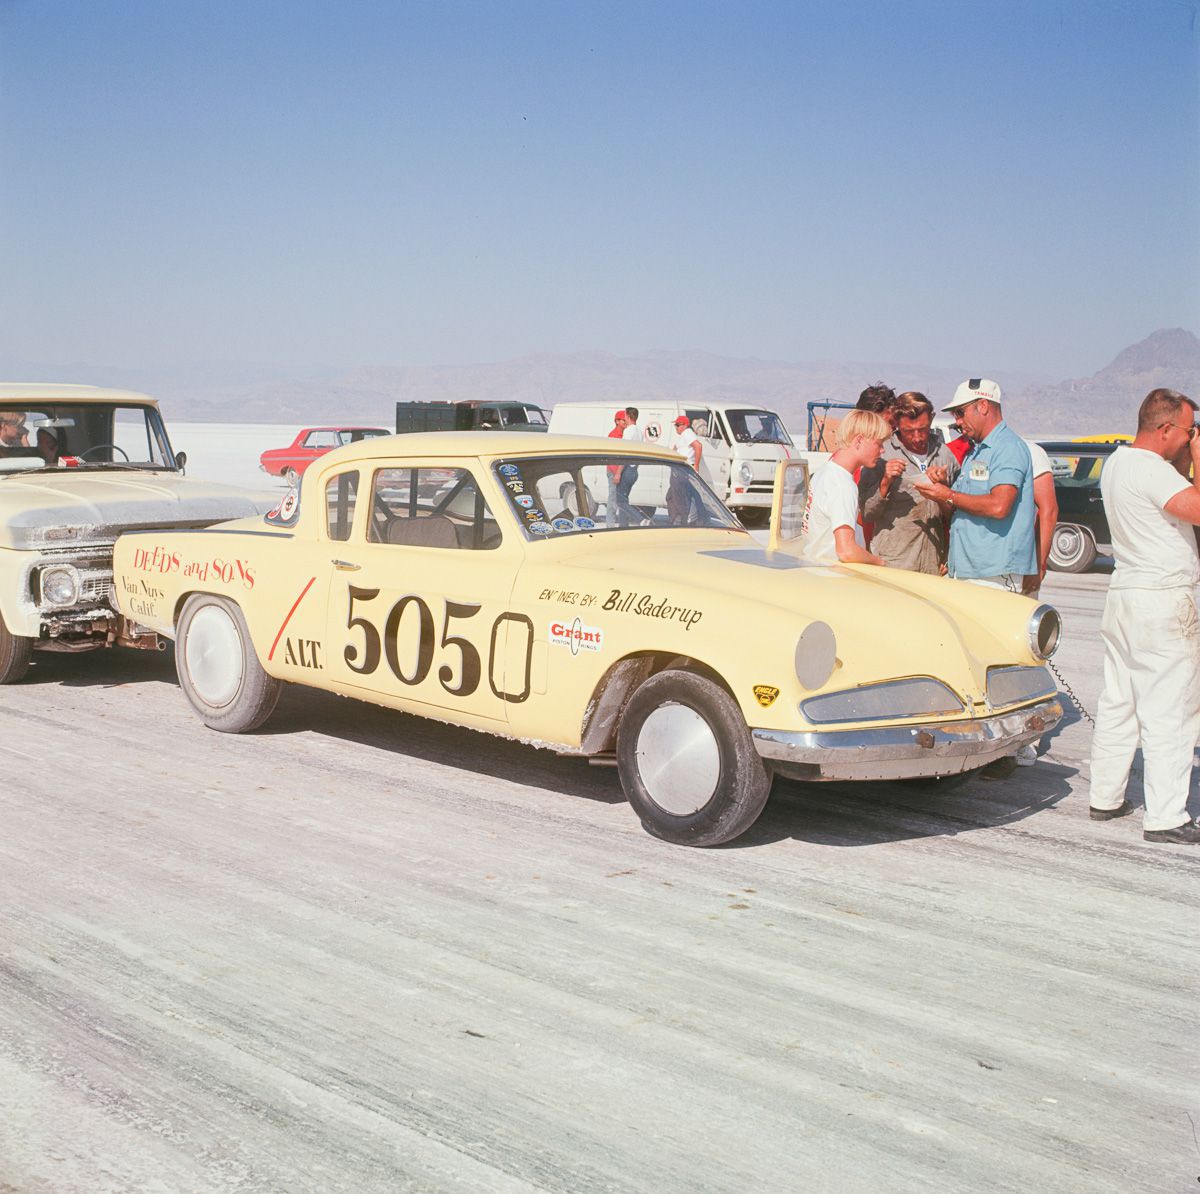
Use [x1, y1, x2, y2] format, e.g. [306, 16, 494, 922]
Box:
[80, 574, 115, 604]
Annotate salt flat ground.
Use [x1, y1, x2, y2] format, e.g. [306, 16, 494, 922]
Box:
[1, 567, 1197, 1193]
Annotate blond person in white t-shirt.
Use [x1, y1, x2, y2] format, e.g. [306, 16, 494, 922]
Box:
[800, 409, 890, 565]
[1089, 388, 1200, 845]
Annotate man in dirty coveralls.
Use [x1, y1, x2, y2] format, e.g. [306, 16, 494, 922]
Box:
[1088, 388, 1200, 844]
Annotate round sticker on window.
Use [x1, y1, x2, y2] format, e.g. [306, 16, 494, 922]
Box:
[552, 518, 575, 533]
[499, 464, 519, 476]
[529, 521, 553, 535]
[574, 517, 596, 530]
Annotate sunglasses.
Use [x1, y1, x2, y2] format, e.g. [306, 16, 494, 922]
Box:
[1158, 420, 1198, 440]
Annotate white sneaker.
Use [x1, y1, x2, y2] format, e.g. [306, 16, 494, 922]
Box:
[1015, 744, 1038, 767]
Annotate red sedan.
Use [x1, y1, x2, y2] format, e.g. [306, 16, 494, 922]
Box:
[259, 426, 390, 485]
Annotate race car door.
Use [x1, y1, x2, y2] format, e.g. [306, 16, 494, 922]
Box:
[321, 462, 531, 731]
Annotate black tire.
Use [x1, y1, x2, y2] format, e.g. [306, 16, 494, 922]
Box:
[0, 611, 34, 684]
[1048, 523, 1097, 573]
[735, 507, 770, 529]
[175, 594, 281, 732]
[617, 669, 772, 846]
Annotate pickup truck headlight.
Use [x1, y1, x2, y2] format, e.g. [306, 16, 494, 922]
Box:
[40, 564, 80, 607]
[737, 461, 754, 486]
[987, 666, 1057, 708]
[801, 677, 964, 725]
[1028, 604, 1061, 660]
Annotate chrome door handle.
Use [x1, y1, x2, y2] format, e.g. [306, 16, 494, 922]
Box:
[331, 559, 361, 571]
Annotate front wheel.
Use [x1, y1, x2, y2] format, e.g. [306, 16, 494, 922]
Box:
[0, 611, 33, 684]
[284, 466, 300, 487]
[617, 669, 772, 846]
[175, 594, 281, 732]
[1048, 523, 1097, 573]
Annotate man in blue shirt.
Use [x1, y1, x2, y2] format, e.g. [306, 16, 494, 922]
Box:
[913, 378, 1036, 591]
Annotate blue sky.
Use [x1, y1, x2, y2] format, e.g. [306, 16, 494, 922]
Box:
[1, 0, 1196, 379]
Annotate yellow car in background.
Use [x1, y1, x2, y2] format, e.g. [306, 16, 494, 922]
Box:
[112, 433, 1062, 847]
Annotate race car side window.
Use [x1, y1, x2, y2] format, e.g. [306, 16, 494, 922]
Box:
[368, 467, 501, 550]
[326, 471, 360, 541]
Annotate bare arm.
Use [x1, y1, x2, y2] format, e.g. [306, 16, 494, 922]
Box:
[913, 479, 1018, 520]
[1032, 471, 1058, 577]
[689, 440, 702, 470]
[833, 525, 885, 565]
[1163, 437, 1200, 524]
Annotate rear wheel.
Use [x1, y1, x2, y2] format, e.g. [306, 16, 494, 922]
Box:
[617, 669, 772, 846]
[175, 594, 281, 732]
[0, 612, 33, 684]
[1048, 523, 1097, 573]
[284, 466, 300, 487]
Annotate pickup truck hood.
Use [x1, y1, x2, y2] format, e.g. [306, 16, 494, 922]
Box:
[0, 470, 277, 549]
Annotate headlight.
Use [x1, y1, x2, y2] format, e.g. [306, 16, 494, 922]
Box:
[795, 621, 837, 689]
[987, 665, 1057, 708]
[1028, 604, 1061, 659]
[800, 677, 964, 725]
[737, 461, 754, 485]
[40, 564, 80, 607]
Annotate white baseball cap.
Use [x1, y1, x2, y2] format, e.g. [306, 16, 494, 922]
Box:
[943, 378, 1001, 412]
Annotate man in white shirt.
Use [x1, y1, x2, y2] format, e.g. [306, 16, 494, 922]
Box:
[1088, 388, 1200, 844]
[1025, 440, 1058, 596]
[800, 409, 891, 565]
[667, 415, 703, 524]
[613, 406, 644, 527]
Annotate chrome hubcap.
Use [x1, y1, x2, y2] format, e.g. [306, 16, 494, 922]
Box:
[185, 605, 244, 708]
[635, 702, 721, 815]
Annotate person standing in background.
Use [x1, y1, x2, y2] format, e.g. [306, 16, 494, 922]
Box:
[605, 409, 629, 527]
[1089, 389, 1200, 844]
[859, 392, 958, 573]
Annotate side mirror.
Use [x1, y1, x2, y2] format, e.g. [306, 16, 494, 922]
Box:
[175, 450, 187, 475]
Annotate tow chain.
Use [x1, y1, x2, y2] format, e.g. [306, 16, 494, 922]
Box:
[1047, 658, 1095, 727]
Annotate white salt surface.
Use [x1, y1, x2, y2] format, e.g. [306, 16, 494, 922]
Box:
[169, 422, 298, 493]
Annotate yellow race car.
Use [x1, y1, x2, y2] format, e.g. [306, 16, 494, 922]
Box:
[112, 432, 1062, 847]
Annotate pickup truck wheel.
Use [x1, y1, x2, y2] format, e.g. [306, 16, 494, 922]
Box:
[1048, 523, 1097, 573]
[0, 612, 34, 684]
[176, 594, 281, 732]
[617, 669, 772, 846]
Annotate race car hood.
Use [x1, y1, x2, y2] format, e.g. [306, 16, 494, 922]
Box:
[0, 470, 277, 549]
[547, 535, 1041, 680]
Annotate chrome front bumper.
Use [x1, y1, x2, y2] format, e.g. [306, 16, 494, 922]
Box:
[751, 697, 1063, 782]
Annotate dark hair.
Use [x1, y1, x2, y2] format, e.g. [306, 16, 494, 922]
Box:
[856, 383, 896, 415]
[625, 406, 639, 420]
[1137, 388, 1197, 432]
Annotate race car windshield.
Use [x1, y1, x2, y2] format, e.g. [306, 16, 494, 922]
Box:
[0, 403, 176, 472]
[724, 409, 793, 446]
[494, 454, 741, 538]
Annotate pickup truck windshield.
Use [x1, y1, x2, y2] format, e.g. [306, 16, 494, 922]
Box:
[0, 403, 176, 472]
[724, 409, 793, 446]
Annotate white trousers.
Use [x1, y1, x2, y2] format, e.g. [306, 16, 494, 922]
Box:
[1088, 587, 1200, 830]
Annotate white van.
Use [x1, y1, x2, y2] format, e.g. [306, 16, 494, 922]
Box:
[548, 400, 809, 523]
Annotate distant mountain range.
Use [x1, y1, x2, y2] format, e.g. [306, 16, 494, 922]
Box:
[1012, 328, 1200, 433]
[2, 328, 1196, 439]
